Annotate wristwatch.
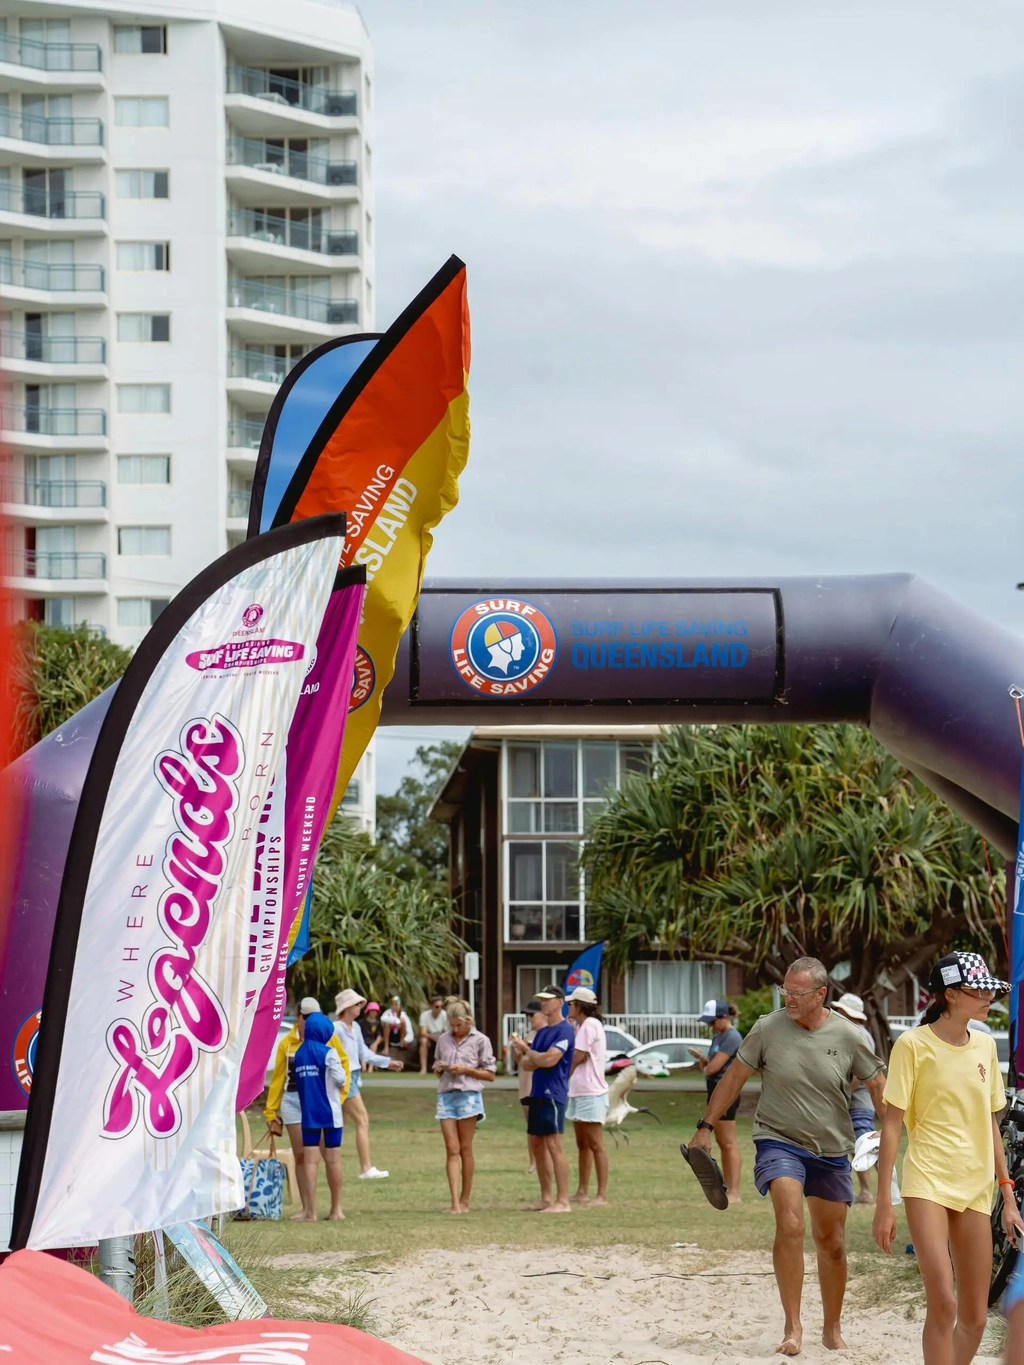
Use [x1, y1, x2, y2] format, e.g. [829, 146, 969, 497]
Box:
[697, 1119, 715, 1133]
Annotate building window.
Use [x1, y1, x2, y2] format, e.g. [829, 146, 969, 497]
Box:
[117, 313, 170, 343]
[113, 25, 167, 54]
[341, 779, 361, 807]
[116, 241, 170, 272]
[118, 526, 170, 556]
[115, 170, 169, 200]
[624, 961, 726, 1016]
[502, 738, 653, 944]
[117, 596, 169, 626]
[516, 966, 562, 1011]
[118, 384, 170, 414]
[117, 455, 169, 484]
[44, 597, 75, 627]
[114, 97, 169, 127]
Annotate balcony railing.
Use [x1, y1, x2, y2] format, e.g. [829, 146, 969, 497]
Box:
[227, 489, 251, 517]
[228, 350, 289, 384]
[226, 209, 357, 257]
[228, 278, 358, 326]
[2, 404, 106, 436]
[225, 65, 356, 118]
[0, 32, 103, 73]
[0, 183, 105, 220]
[0, 255, 105, 292]
[1, 331, 105, 364]
[226, 138, 357, 188]
[0, 111, 104, 146]
[18, 551, 106, 580]
[227, 419, 263, 449]
[3, 479, 106, 508]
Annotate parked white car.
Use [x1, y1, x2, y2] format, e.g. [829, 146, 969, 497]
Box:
[603, 1025, 643, 1066]
[618, 1036, 710, 1076]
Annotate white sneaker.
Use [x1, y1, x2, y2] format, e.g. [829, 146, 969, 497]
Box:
[358, 1167, 389, 1179]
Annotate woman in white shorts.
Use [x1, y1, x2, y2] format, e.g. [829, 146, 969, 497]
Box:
[566, 987, 610, 1206]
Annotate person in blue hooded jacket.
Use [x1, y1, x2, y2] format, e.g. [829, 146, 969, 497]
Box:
[294, 1011, 347, 1221]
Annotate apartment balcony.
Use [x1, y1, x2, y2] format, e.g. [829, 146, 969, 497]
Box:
[0, 254, 105, 308]
[224, 65, 357, 137]
[0, 330, 106, 379]
[226, 278, 359, 344]
[1, 403, 108, 452]
[2, 478, 107, 524]
[226, 488, 251, 519]
[226, 348, 291, 405]
[0, 34, 104, 93]
[225, 209, 358, 272]
[5, 550, 107, 596]
[0, 111, 104, 165]
[227, 418, 264, 451]
[0, 183, 106, 237]
[225, 138, 358, 208]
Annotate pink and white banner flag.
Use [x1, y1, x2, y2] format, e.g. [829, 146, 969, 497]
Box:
[235, 567, 366, 1111]
[12, 515, 344, 1250]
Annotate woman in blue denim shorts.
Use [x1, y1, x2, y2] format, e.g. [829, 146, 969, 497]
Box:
[433, 1000, 497, 1213]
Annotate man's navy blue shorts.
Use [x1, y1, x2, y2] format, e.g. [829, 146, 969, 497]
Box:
[753, 1139, 854, 1204]
[527, 1096, 566, 1137]
[302, 1125, 343, 1148]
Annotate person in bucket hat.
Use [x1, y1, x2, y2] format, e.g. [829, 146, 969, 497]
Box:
[874, 952, 1023, 1365]
[333, 988, 402, 1179]
[831, 992, 879, 1205]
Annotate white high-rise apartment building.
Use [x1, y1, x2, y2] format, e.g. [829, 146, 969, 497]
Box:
[0, 0, 374, 647]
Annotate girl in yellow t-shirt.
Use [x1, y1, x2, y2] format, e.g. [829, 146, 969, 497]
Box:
[874, 952, 1023, 1365]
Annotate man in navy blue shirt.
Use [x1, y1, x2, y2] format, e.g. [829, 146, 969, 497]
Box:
[510, 984, 575, 1213]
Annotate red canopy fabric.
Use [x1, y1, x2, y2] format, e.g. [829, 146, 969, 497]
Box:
[0, 1249, 428, 1364]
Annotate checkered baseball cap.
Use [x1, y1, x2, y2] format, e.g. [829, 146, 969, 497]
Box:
[929, 951, 1010, 996]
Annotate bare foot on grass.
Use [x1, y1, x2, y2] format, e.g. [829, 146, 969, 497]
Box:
[569, 1192, 590, 1204]
[540, 1201, 572, 1214]
[327, 1210, 345, 1221]
[290, 1211, 317, 1222]
[727, 1192, 743, 1205]
[853, 1192, 874, 1205]
[523, 1201, 551, 1212]
[822, 1326, 848, 1351]
[776, 1325, 802, 1356]
[588, 1195, 608, 1207]
[444, 1206, 467, 1215]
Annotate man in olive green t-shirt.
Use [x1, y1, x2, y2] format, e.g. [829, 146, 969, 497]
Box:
[689, 957, 886, 1357]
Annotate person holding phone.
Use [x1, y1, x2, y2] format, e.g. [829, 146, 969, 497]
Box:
[432, 1000, 496, 1213]
[873, 952, 1024, 1365]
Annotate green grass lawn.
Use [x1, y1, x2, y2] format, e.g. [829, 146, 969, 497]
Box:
[238, 1085, 912, 1262]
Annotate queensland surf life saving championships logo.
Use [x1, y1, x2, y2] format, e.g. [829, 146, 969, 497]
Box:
[185, 603, 306, 673]
[450, 598, 557, 696]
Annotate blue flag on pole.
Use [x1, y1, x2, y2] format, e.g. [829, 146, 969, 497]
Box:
[1013, 754, 1024, 1085]
[562, 942, 605, 1014]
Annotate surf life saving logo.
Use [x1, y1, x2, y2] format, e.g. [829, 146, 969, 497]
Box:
[450, 598, 557, 696]
[565, 966, 595, 991]
[349, 646, 375, 711]
[12, 1007, 41, 1095]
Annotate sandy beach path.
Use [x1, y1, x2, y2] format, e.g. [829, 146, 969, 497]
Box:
[271, 1243, 1004, 1365]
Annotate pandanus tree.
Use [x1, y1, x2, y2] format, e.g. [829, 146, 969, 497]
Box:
[583, 724, 1006, 1052]
[291, 816, 466, 1009]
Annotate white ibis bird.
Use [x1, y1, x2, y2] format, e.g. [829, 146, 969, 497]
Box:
[604, 1063, 662, 1144]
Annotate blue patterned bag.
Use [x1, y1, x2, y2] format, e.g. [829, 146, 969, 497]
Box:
[237, 1136, 285, 1220]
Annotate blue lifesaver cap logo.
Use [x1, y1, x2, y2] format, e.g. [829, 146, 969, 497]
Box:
[450, 598, 558, 696]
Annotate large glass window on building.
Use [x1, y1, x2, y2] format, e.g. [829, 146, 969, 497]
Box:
[624, 961, 727, 1015]
[503, 737, 652, 944]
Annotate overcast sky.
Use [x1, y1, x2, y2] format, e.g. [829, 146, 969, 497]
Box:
[356, 0, 1024, 793]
